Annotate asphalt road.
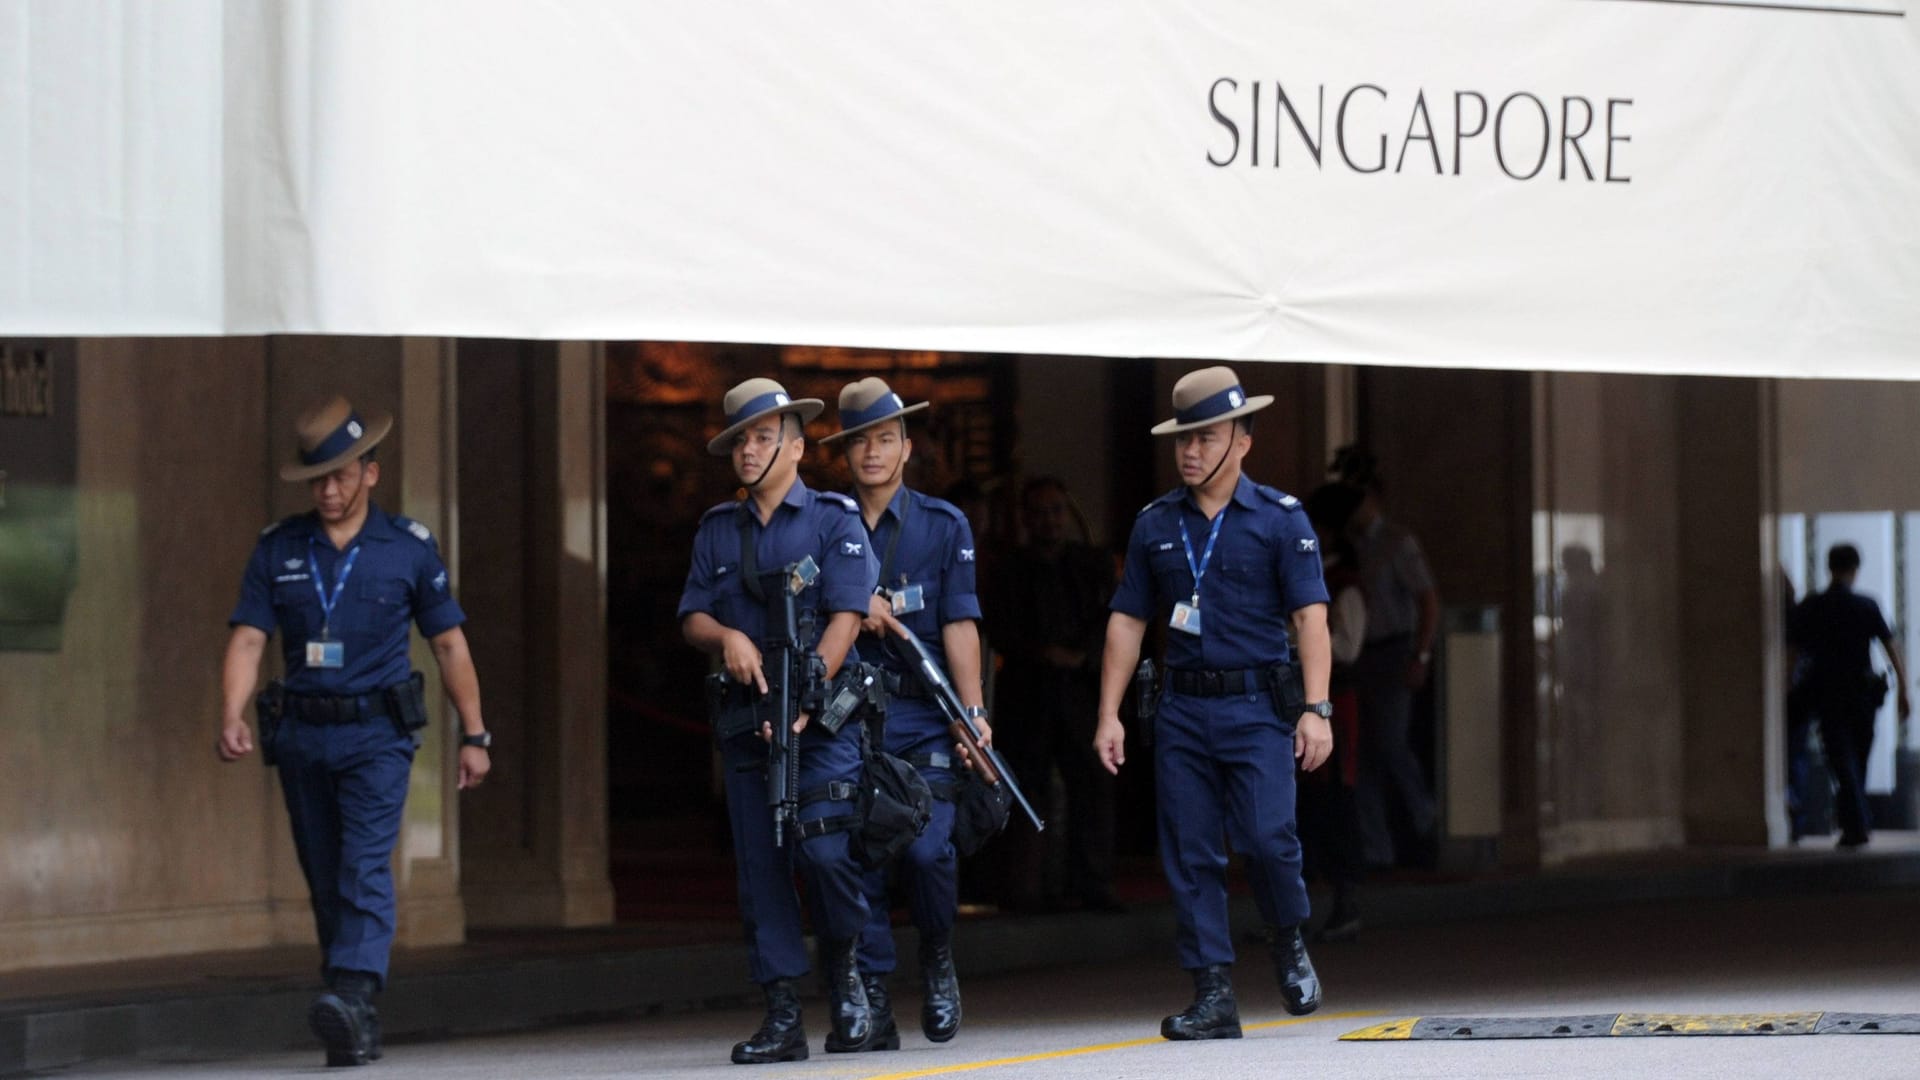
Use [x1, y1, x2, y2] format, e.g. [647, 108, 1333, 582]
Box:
[57, 888, 1920, 1079]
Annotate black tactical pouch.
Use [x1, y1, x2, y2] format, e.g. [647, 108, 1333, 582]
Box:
[947, 770, 1013, 857]
[706, 672, 761, 743]
[1265, 661, 1307, 725]
[385, 671, 431, 742]
[854, 748, 933, 869]
[255, 680, 287, 767]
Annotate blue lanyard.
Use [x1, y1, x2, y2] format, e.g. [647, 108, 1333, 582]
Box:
[308, 536, 361, 637]
[1176, 506, 1227, 606]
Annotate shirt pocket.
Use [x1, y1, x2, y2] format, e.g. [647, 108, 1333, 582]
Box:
[350, 576, 411, 632]
[270, 577, 315, 639]
[1146, 539, 1190, 597]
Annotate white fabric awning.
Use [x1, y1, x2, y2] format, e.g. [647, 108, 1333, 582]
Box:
[3, 1, 1917, 377]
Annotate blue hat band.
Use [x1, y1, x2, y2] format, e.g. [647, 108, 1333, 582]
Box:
[1174, 384, 1250, 426]
[303, 411, 368, 466]
[727, 390, 794, 427]
[839, 393, 907, 433]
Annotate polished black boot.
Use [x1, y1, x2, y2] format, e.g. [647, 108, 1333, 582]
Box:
[309, 971, 379, 1067]
[1270, 924, 1323, 1015]
[731, 979, 808, 1064]
[919, 933, 962, 1043]
[858, 973, 901, 1051]
[1160, 964, 1241, 1040]
[820, 939, 874, 1053]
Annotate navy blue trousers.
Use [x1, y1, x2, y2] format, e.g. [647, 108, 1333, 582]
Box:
[1155, 689, 1310, 970]
[275, 716, 415, 989]
[857, 699, 958, 974]
[721, 722, 871, 984]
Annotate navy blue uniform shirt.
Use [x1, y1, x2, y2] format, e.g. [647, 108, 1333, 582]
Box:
[1111, 476, 1329, 671]
[230, 504, 464, 696]
[855, 485, 982, 675]
[678, 479, 878, 643]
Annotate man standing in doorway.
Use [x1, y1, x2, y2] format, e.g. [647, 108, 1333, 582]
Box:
[679, 379, 879, 1062]
[1338, 449, 1441, 868]
[1790, 543, 1912, 849]
[1095, 367, 1333, 1040]
[823, 377, 987, 1048]
[991, 477, 1120, 914]
[218, 396, 493, 1068]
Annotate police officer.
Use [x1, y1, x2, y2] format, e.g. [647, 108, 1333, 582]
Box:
[1094, 367, 1333, 1040]
[1789, 543, 1913, 849]
[217, 396, 492, 1068]
[679, 378, 879, 1063]
[821, 377, 988, 1048]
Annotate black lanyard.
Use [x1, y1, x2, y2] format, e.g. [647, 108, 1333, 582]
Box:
[875, 496, 910, 587]
[738, 508, 765, 603]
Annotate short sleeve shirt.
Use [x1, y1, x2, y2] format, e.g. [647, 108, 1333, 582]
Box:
[1111, 476, 1329, 671]
[229, 505, 464, 695]
[1790, 585, 1892, 681]
[856, 485, 982, 674]
[1354, 516, 1434, 642]
[677, 479, 878, 643]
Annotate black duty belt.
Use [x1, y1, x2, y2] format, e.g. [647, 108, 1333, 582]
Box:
[1166, 667, 1273, 698]
[907, 751, 953, 771]
[285, 690, 389, 725]
[882, 671, 931, 700]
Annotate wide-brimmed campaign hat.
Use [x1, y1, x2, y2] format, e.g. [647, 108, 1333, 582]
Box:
[1149, 366, 1273, 436]
[280, 396, 394, 482]
[819, 377, 930, 445]
[706, 378, 825, 456]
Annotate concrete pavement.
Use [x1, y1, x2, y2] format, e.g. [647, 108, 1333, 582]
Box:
[47, 887, 1920, 1079]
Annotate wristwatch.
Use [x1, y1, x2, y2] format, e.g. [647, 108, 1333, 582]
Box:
[962, 706, 988, 721]
[460, 731, 493, 749]
[1305, 700, 1334, 720]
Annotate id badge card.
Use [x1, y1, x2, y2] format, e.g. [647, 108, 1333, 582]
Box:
[306, 638, 345, 669]
[890, 584, 926, 616]
[1170, 601, 1203, 636]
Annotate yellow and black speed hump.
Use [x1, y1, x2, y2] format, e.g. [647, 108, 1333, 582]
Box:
[1342, 1013, 1920, 1041]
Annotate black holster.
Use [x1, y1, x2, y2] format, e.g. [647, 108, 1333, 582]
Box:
[1265, 661, 1307, 725]
[1133, 658, 1159, 748]
[385, 671, 430, 741]
[707, 672, 761, 743]
[255, 680, 286, 767]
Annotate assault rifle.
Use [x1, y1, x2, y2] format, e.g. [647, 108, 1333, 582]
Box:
[758, 556, 824, 848]
[887, 625, 1044, 832]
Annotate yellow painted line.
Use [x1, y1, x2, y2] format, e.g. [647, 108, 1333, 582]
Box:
[1339, 1017, 1420, 1041]
[857, 1012, 1380, 1080]
[1611, 1012, 1823, 1036]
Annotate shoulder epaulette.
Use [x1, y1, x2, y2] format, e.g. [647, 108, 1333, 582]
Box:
[393, 516, 437, 545]
[1137, 489, 1181, 517]
[1257, 485, 1302, 511]
[260, 513, 302, 539]
[818, 491, 860, 513]
[922, 495, 968, 523]
[700, 500, 742, 523]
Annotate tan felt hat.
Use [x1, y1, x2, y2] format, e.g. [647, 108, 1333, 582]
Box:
[706, 378, 825, 456]
[280, 396, 394, 482]
[1149, 366, 1273, 436]
[819, 377, 930, 445]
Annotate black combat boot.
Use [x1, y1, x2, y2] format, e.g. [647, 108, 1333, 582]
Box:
[309, 970, 379, 1067]
[820, 939, 874, 1053]
[857, 972, 901, 1051]
[1270, 924, 1323, 1015]
[731, 979, 808, 1064]
[1160, 964, 1242, 1040]
[919, 933, 963, 1042]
